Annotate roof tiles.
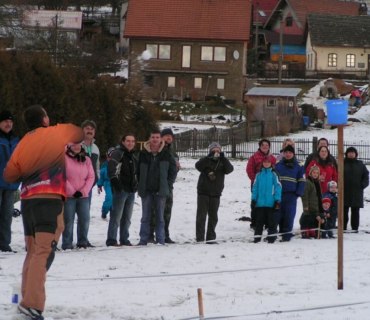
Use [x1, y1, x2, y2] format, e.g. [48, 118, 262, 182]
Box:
[124, 0, 252, 41]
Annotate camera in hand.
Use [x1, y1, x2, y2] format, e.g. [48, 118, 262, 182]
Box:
[208, 171, 216, 181]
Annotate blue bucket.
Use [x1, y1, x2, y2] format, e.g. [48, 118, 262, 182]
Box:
[303, 116, 310, 126]
[325, 100, 348, 125]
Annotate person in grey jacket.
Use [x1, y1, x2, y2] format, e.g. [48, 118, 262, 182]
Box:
[195, 142, 233, 243]
[137, 130, 177, 245]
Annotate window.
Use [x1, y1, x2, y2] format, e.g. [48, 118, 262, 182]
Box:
[145, 44, 171, 59]
[168, 76, 175, 88]
[346, 54, 355, 68]
[201, 46, 213, 61]
[201, 46, 226, 61]
[328, 53, 337, 67]
[144, 75, 154, 87]
[267, 99, 276, 107]
[217, 78, 225, 90]
[182, 46, 191, 68]
[194, 77, 202, 88]
[214, 47, 226, 61]
[285, 16, 293, 27]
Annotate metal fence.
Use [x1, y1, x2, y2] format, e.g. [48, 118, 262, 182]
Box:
[173, 130, 370, 164]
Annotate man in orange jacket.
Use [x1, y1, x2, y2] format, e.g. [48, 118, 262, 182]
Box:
[4, 105, 83, 320]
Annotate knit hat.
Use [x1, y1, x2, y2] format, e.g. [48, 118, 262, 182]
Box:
[327, 180, 337, 190]
[208, 142, 221, 152]
[345, 146, 358, 158]
[0, 110, 14, 122]
[283, 145, 295, 154]
[309, 165, 320, 176]
[81, 119, 97, 129]
[322, 197, 331, 205]
[107, 147, 115, 156]
[161, 128, 174, 137]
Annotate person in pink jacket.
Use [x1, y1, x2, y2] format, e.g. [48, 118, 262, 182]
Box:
[62, 143, 95, 250]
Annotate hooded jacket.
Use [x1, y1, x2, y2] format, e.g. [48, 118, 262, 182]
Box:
[137, 140, 177, 197]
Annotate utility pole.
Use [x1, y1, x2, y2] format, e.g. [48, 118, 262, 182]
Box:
[278, 10, 284, 84]
[54, 13, 58, 66]
[254, 2, 259, 74]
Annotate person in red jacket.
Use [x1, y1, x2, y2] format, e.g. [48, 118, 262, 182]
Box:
[246, 139, 276, 228]
[305, 146, 337, 194]
[4, 105, 83, 320]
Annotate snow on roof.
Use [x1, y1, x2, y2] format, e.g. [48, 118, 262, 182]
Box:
[245, 87, 302, 97]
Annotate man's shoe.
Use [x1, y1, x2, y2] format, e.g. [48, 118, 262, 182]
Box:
[165, 237, 176, 244]
[18, 304, 44, 319]
[120, 241, 132, 246]
[0, 245, 13, 252]
[77, 242, 94, 249]
[136, 242, 147, 246]
[106, 240, 118, 247]
[205, 240, 218, 244]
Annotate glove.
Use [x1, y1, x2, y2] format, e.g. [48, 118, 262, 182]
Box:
[73, 191, 83, 198]
[251, 200, 256, 210]
[274, 201, 280, 210]
[220, 152, 225, 158]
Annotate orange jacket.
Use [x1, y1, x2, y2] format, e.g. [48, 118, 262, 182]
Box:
[4, 124, 83, 199]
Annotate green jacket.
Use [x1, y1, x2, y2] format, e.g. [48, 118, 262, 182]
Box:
[301, 177, 322, 216]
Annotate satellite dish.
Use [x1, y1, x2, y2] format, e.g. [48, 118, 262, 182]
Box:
[233, 50, 240, 60]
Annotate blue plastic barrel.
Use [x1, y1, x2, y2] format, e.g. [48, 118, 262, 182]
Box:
[325, 100, 348, 125]
[303, 116, 310, 126]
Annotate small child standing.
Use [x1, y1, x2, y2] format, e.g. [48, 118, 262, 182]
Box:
[322, 181, 338, 238]
[300, 165, 324, 238]
[321, 197, 334, 238]
[97, 148, 114, 219]
[251, 157, 282, 243]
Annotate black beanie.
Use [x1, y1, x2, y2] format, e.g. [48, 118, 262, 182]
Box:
[345, 147, 358, 158]
[283, 145, 295, 154]
[161, 128, 174, 137]
[0, 110, 14, 122]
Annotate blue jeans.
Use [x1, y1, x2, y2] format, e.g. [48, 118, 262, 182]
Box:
[139, 193, 166, 245]
[0, 189, 15, 248]
[106, 191, 135, 245]
[62, 197, 90, 249]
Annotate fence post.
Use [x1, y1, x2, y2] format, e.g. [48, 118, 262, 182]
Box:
[312, 136, 318, 153]
[231, 131, 236, 159]
[192, 129, 197, 157]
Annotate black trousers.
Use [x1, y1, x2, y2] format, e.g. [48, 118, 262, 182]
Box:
[254, 207, 277, 243]
[196, 194, 220, 242]
[344, 206, 360, 231]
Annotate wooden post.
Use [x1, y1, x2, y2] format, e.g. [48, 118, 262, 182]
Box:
[337, 125, 344, 290]
[197, 288, 204, 319]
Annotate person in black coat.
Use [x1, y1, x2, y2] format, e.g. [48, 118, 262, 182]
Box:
[195, 142, 234, 243]
[344, 147, 369, 232]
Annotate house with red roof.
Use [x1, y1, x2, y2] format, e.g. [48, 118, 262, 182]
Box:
[124, 0, 252, 106]
[262, 0, 362, 66]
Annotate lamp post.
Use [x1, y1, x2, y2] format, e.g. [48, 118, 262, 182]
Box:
[278, 10, 284, 84]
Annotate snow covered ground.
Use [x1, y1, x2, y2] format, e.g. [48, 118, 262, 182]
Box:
[1, 121, 370, 320]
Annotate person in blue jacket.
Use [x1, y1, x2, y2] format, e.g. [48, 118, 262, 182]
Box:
[275, 145, 305, 242]
[97, 148, 114, 219]
[251, 156, 282, 243]
[0, 110, 20, 252]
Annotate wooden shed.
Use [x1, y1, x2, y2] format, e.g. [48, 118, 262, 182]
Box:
[245, 87, 302, 137]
